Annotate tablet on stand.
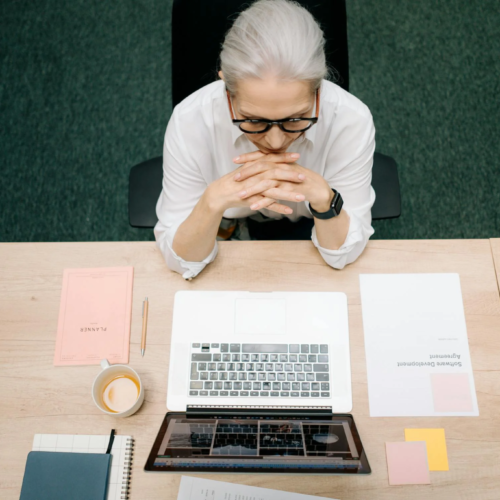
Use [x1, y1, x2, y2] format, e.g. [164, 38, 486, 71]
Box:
[145, 406, 370, 474]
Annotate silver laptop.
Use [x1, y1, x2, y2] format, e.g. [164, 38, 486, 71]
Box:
[167, 291, 352, 412]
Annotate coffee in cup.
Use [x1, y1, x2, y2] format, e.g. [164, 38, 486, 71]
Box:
[102, 374, 141, 413]
[92, 359, 144, 417]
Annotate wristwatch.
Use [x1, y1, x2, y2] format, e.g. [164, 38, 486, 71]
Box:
[309, 189, 344, 220]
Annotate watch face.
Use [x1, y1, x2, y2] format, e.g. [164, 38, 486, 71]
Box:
[334, 193, 343, 214]
[331, 191, 342, 215]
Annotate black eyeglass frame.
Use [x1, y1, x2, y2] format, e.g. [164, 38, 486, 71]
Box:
[226, 89, 320, 134]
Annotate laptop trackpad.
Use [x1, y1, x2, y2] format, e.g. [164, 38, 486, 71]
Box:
[235, 298, 286, 335]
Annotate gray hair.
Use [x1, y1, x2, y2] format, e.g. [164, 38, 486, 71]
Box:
[220, 0, 331, 94]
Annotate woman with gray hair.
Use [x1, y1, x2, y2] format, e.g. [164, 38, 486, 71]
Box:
[155, 0, 375, 279]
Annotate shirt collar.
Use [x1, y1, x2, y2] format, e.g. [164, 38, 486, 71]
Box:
[231, 121, 245, 145]
[302, 84, 320, 146]
[303, 115, 317, 146]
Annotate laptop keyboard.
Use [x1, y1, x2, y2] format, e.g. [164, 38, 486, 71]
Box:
[189, 343, 330, 398]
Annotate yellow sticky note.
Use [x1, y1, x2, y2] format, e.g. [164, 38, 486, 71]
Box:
[405, 428, 449, 471]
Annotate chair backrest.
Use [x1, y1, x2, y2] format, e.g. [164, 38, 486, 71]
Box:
[172, 0, 349, 109]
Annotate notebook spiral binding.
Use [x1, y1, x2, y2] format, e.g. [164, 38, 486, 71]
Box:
[120, 437, 134, 500]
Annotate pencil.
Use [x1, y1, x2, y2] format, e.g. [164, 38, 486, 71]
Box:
[141, 297, 149, 356]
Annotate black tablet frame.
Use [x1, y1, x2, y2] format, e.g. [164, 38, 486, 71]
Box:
[144, 407, 371, 474]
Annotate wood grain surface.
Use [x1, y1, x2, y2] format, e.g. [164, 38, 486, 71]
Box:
[1, 240, 499, 500]
[490, 239, 500, 296]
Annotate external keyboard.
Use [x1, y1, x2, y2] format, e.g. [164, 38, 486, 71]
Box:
[189, 343, 331, 398]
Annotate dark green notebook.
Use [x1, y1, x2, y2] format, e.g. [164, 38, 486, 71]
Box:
[20, 451, 111, 500]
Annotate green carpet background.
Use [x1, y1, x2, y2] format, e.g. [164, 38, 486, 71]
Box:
[1, 0, 499, 242]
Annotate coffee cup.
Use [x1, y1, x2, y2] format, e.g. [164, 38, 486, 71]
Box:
[92, 359, 145, 417]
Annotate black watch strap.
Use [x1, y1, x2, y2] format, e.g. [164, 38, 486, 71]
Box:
[310, 189, 343, 220]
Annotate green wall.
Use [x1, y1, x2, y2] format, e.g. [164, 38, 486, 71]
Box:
[1, 0, 499, 242]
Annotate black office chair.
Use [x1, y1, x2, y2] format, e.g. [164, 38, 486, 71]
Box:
[128, 0, 401, 230]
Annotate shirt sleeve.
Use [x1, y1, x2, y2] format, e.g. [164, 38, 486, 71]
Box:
[154, 108, 218, 280]
[309, 106, 376, 269]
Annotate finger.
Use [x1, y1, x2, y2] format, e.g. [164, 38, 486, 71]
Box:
[265, 202, 294, 215]
[233, 151, 300, 165]
[247, 195, 274, 209]
[245, 195, 276, 210]
[238, 178, 278, 199]
[256, 152, 300, 164]
[245, 194, 268, 206]
[236, 161, 302, 181]
[249, 197, 293, 214]
[264, 168, 306, 183]
[263, 187, 306, 203]
[232, 150, 266, 164]
[237, 160, 278, 178]
[231, 160, 266, 181]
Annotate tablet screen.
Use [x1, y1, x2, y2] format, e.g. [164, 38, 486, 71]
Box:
[145, 412, 370, 474]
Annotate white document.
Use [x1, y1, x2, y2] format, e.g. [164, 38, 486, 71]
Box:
[177, 476, 337, 500]
[360, 273, 478, 417]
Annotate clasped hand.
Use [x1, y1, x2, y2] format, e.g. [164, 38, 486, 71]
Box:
[206, 150, 333, 215]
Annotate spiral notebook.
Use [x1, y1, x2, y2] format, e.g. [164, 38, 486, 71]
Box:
[32, 434, 134, 500]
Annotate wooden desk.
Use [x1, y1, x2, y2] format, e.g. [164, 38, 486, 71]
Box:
[491, 238, 500, 293]
[1, 240, 500, 499]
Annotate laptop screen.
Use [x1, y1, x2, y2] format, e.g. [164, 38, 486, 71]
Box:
[145, 412, 370, 474]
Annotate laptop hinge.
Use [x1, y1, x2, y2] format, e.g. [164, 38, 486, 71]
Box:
[186, 405, 333, 418]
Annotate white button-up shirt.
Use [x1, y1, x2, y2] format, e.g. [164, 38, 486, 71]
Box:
[155, 79, 376, 279]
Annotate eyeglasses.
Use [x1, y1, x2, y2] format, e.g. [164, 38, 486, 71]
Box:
[226, 89, 320, 134]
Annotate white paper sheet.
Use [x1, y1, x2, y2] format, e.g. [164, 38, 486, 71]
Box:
[177, 476, 337, 500]
[360, 273, 479, 417]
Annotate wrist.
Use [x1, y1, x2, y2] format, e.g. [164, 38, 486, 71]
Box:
[310, 187, 334, 213]
[202, 185, 226, 217]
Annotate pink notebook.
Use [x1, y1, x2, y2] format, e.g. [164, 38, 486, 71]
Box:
[54, 267, 134, 366]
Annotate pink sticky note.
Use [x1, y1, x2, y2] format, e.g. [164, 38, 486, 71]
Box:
[385, 442, 430, 486]
[431, 373, 473, 412]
